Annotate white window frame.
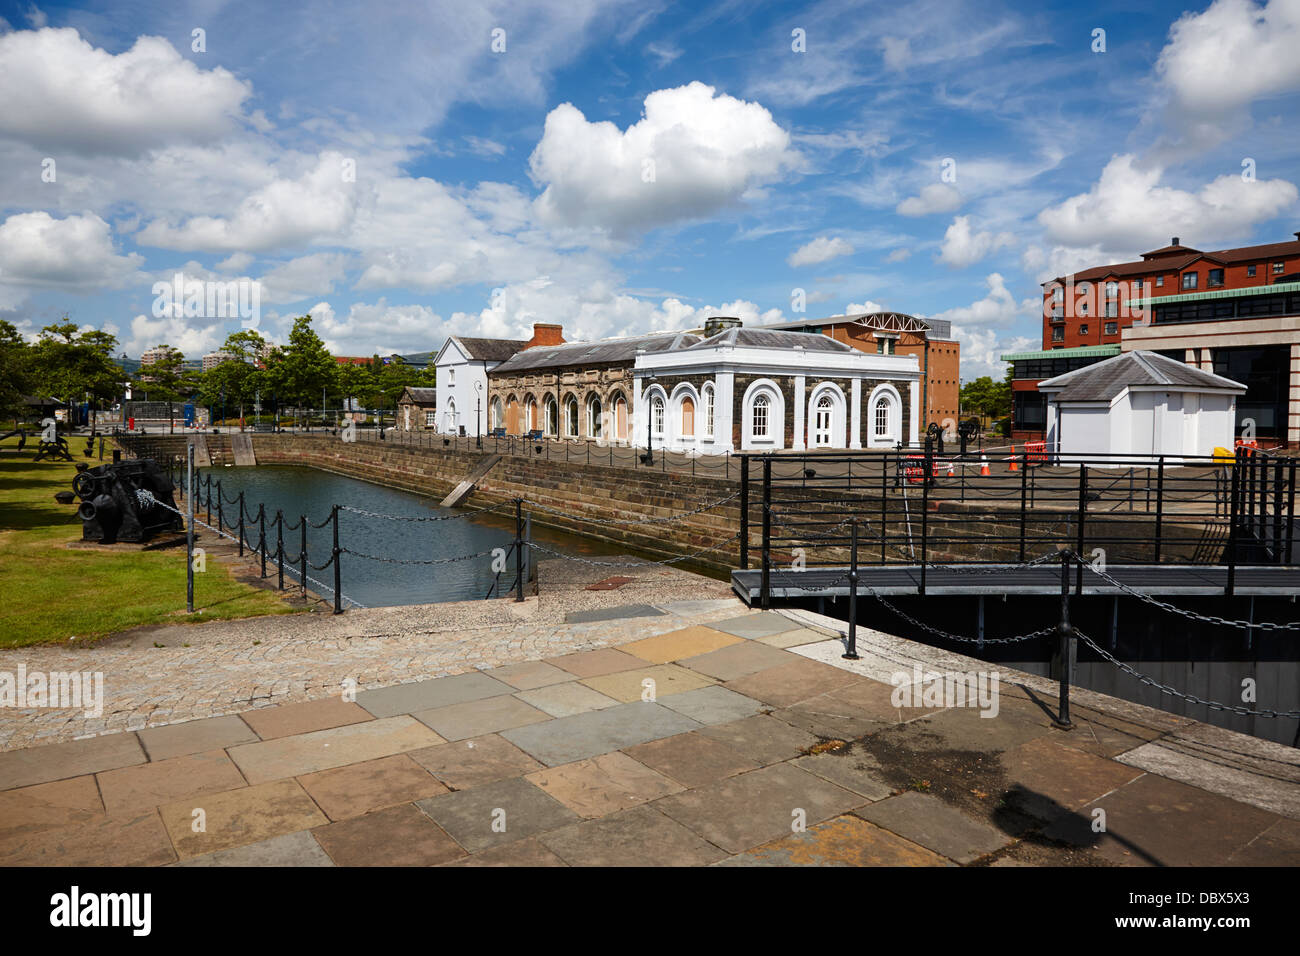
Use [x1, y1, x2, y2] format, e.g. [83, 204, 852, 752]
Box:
[867, 383, 902, 448]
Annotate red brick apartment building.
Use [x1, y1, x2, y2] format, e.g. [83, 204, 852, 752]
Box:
[1005, 233, 1300, 447]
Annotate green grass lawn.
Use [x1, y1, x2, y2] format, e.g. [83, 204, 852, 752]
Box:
[0, 436, 299, 647]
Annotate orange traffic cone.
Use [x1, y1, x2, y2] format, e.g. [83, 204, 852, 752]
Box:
[946, 461, 955, 477]
[1008, 451, 1018, 472]
[979, 455, 990, 476]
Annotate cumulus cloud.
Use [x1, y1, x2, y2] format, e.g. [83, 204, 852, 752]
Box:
[1037, 153, 1298, 252]
[929, 273, 1034, 329]
[928, 273, 1039, 378]
[0, 211, 142, 291]
[787, 236, 854, 267]
[529, 82, 799, 234]
[896, 183, 962, 216]
[0, 28, 251, 156]
[937, 215, 1015, 268]
[844, 300, 887, 315]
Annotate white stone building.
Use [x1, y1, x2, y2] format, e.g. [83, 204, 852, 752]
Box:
[432, 336, 528, 437]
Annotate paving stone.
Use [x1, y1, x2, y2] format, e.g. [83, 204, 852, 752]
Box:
[723, 657, 861, 708]
[0, 775, 104, 839]
[544, 647, 647, 678]
[654, 762, 864, 854]
[313, 803, 466, 866]
[1042, 772, 1284, 866]
[175, 830, 334, 867]
[809, 677, 948, 725]
[709, 612, 802, 639]
[999, 736, 1145, 823]
[227, 715, 443, 785]
[1117, 738, 1300, 821]
[408, 735, 544, 791]
[356, 672, 514, 719]
[771, 694, 887, 741]
[580, 663, 717, 703]
[502, 701, 701, 767]
[623, 733, 760, 789]
[0, 808, 176, 867]
[540, 804, 727, 866]
[678, 640, 797, 681]
[1226, 818, 1300, 866]
[717, 814, 952, 867]
[0, 732, 146, 791]
[657, 686, 765, 725]
[97, 749, 248, 814]
[792, 746, 894, 801]
[240, 697, 372, 740]
[416, 776, 579, 852]
[526, 751, 683, 818]
[443, 836, 569, 867]
[697, 715, 819, 766]
[138, 715, 258, 761]
[621, 625, 742, 664]
[899, 696, 1057, 754]
[160, 778, 328, 860]
[414, 695, 551, 741]
[515, 681, 620, 718]
[491, 660, 573, 691]
[565, 604, 665, 624]
[756, 627, 833, 649]
[854, 791, 1012, 863]
[297, 754, 448, 821]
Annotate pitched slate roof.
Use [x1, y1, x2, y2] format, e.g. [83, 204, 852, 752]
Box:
[682, 327, 856, 352]
[398, 387, 437, 404]
[491, 331, 701, 372]
[450, 336, 528, 361]
[1037, 351, 1245, 402]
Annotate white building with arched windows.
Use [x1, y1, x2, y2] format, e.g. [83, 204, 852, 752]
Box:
[632, 326, 921, 453]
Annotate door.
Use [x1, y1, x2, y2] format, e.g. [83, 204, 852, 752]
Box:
[813, 395, 833, 447]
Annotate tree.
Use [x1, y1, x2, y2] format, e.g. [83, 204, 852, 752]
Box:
[959, 375, 1012, 426]
[373, 357, 430, 408]
[0, 320, 33, 422]
[337, 360, 380, 410]
[263, 315, 338, 417]
[196, 330, 267, 421]
[133, 345, 194, 403]
[28, 320, 125, 413]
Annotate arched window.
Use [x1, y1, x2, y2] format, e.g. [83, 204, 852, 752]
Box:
[681, 396, 695, 437]
[752, 394, 770, 438]
[565, 397, 579, 438]
[543, 396, 557, 437]
[651, 395, 665, 437]
[813, 394, 834, 446]
[587, 395, 603, 439]
[525, 398, 538, 432]
[614, 397, 628, 441]
[874, 394, 893, 440]
[702, 386, 714, 438]
[490, 397, 503, 430]
[445, 399, 457, 433]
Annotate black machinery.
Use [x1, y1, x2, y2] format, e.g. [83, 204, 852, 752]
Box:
[70, 458, 184, 543]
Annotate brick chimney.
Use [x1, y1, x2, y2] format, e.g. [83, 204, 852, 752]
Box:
[524, 323, 564, 349]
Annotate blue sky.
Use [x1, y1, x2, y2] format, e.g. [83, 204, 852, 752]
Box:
[1, 0, 1298, 379]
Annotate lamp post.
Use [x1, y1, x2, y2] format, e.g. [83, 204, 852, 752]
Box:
[475, 381, 483, 450]
[641, 372, 656, 466]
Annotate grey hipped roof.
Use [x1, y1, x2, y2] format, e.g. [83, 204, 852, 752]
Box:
[491, 331, 701, 372]
[1037, 351, 1245, 402]
[398, 387, 437, 405]
[681, 327, 856, 353]
[450, 337, 528, 361]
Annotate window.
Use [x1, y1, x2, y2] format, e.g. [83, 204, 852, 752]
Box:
[873, 396, 891, 439]
[1052, 287, 1064, 303]
[1182, 272, 1198, 290]
[680, 396, 695, 437]
[1273, 261, 1285, 275]
[1051, 306, 1063, 320]
[1077, 282, 1091, 295]
[877, 336, 896, 355]
[1079, 324, 1089, 336]
[587, 396, 602, 438]
[565, 398, 579, 437]
[490, 397, 503, 429]
[1208, 268, 1224, 288]
[1104, 300, 1117, 317]
[1104, 321, 1118, 336]
[1078, 302, 1088, 315]
[1156, 275, 1164, 287]
[425, 411, 436, 427]
[702, 386, 714, 438]
[543, 396, 557, 436]
[448, 368, 455, 385]
[525, 399, 538, 431]
[1135, 279, 1144, 290]
[1247, 264, 1257, 277]
[1105, 281, 1118, 299]
[752, 394, 769, 438]
[1051, 327, 1065, 343]
[651, 396, 665, 437]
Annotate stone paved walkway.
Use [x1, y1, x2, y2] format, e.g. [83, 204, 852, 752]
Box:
[2, 605, 1297, 867]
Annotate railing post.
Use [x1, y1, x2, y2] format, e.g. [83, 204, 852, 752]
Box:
[205, 475, 211, 526]
[186, 443, 195, 614]
[1226, 449, 1242, 597]
[1055, 550, 1074, 729]
[1018, 451, 1028, 563]
[300, 514, 308, 598]
[843, 518, 859, 660]
[880, 457, 888, 563]
[739, 456, 750, 570]
[1075, 463, 1086, 594]
[237, 491, 245, 556]
[515, 498, 525, 603]
[1154, 457, 1165, 564]
[919, 455, 929, 596]
[216, 481, 224, 534]
[258, 504, 267, 578]
[276, 510, 285, 591]
[760, 456, 772, 609]
[331, 505, 342, 614]
[1287, 460, 1297, 567]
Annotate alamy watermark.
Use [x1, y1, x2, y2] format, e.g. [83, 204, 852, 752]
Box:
[152, 272, 261, 328]
[0, 664, 104, 718]
[890, 664, 1000, 718]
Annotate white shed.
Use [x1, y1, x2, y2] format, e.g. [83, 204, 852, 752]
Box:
[1038, 351, 1245, 462]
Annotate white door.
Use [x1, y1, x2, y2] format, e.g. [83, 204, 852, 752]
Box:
[813, 396, 833, 447]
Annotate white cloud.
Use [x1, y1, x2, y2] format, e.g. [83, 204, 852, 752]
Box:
[258, 253, 350, 304]
[0, 28, 251, 156]
[788, 236, 854, 267]
[938, 215, 1015, 268]
[928, 273, 1039, 378]
[929, 273, 1034, 329]
[1037, 153, 1298, 253]
[529, 82, 798, 234]
[885, 248, 912, 263]
[845, 300, 887, 315]
[124, 312, 225, 358]
[896, 183, 962, 216]
[0, 211, 142, 291]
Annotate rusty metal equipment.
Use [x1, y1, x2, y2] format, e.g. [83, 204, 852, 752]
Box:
[71, 458, 184, 543]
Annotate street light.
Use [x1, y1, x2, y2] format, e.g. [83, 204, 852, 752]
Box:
[640, 373, 656, 466]
[475, 381, 483, 450]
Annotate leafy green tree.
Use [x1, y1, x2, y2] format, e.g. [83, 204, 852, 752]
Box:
[373, 357, 429, 408]
[263, 315, 338, 418]
[133, 345, 195, 403]
[959, 375, 1012, 426]
[0, 320, 33, 422]
[29, 320, 125, 413]
[337, 360, 380, 410]
[196, 330, 267, 421]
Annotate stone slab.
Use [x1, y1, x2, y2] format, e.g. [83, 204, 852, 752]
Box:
[443, 836, 569, 867]
[999, 736, 1146, 824]
[416, 776, 579, 853]
[544, 647, 647, 678]
[227, 715, 443, 784]
[159, 778, 328, 860]
[854, 791, 1012, 863]
[654, 762, 864, 854]
[621, 625, 742, 664]
[98, 749, 248, 814]
[502, 701, 701, 767]
[526, 751, 683, 818]
[414, 695, 551, 742]
[580, 663, 717, 703]
[718, 814, 952, 867]
[356, 672, 514, 719]
[792, 746, 894, 801]
[540, 804, 727, 866]
[1117, 739, 1300, 821]
[515, 681, 620, 718]
[490, 660, 574, 691]
[175, 830, 334, 867]
[623, 733, 760, 790]
[0, 808, 176, 867]
[723, 658, 861, 709]
[709, 612, 802, 639]
[240, 697, 372, 740]
[408, 735, 544, 791]
[657, 686, 765, 725]
[297, 754, 448, 821]
[1226, 818, 1300, 866]
[312, 803, 466, 866]
[0, 731, 146, 791]
[697, 715, 819, 766]
[138, 715, 258, 761]
[678, 640, 797, 681]
[565, 604, 665, 624]
[0, 774, 104, 840]
[757, 627, 835, 649]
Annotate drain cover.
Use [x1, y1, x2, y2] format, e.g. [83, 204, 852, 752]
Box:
[586, 576, 634, 591]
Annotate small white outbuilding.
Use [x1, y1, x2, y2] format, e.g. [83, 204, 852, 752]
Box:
[1038, 350, 1245, 461]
